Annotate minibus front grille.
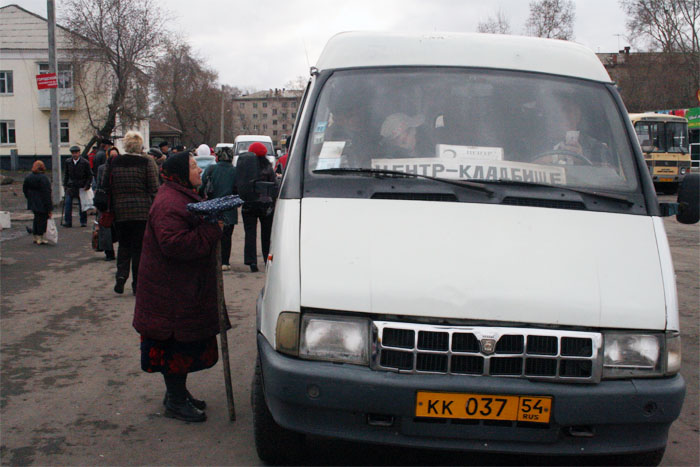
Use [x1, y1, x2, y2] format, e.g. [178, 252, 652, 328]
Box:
[372, 322, 603, 383]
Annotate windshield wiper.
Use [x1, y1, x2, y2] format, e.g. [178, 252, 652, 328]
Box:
[477, 179, 636, 206]
[313, 168, 494, 195]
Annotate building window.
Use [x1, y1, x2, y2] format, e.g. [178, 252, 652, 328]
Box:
[272, 108, 277, 115]
[239, 102, 245, 108]
[282, 102, 288, 108]
[38, 63, 72, 88]
[282, 124, 287, 130]
[292, 112, 297, 118]
[253, 102, 258, 108]
[0, 71, 13, 94]
[0, 120, 16, 144]
[273, 130, 278, 136]
[263, 124, 268, 130]
[262, 113, 267, 119]
[253, 124, 259, 130]
[281, 113, 287, 119]
[272, 120, 278, 125]
[262, 102, 267, 108]
[253, 113, 258, 119]
[49, 119, 70, 143]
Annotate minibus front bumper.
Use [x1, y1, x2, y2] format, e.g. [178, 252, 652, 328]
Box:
[258, 334, 685, 456]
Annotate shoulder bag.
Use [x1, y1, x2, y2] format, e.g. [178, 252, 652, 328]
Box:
[97, 160, 115, 228]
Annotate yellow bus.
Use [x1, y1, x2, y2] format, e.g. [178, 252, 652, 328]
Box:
[629, 112, 691, 193]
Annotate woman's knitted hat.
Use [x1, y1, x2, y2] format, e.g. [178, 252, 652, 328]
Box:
[162, 151, 192, 187]
[248, 142, 267, 157]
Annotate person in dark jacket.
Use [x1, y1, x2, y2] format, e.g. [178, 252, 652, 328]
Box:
[158, 141, 172, 158]
[111, 131, 159, 295]
[93, 138, 112, 179]
[62, 145, 92, 227]
[23, 160, 53, 245]
[237, 142, 276, 272]
[133, 150, 224, 423]
[96, 147, 120, 260]
[201, 146, 237, 270]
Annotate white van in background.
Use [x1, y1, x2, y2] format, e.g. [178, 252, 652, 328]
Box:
[253, 31, 700, 465]
[233, 135, 275, 167]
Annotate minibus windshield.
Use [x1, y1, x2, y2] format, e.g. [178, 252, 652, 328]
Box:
[306, 69, 639, 192]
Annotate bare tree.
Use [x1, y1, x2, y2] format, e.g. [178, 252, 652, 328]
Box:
[284, 75, 309, 90]
[525, 0, 576, 40]
[620, 0, 699, 52]
[620, 0, 699, 97]
[478, 9, 512, 34]
[152, 41, 225, 147]
[61, 0, 167, 155]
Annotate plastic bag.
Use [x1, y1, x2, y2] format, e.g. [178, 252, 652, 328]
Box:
[46, 218, 58, 245]
[79, 188, 94, 211]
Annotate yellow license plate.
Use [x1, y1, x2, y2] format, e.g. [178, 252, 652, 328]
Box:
[415, 391, 552, 423]
[658, 177, 674, 182]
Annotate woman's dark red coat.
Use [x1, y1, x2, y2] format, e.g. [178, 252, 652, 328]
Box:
[133, 181, 223, 342]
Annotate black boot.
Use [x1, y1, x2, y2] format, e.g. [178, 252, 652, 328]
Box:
[163, 390, 206, 410]
[114, 277, 126, 294]
[164, 397, 206, 422]
[163, 374, 206, 422]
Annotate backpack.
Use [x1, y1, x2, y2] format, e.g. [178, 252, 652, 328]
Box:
[235, 153, 261, 202]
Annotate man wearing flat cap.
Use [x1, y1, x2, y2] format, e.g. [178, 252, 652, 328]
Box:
[62, 145, 92, 227]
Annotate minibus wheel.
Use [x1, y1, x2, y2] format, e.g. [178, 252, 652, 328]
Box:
[252, 355, 305, 464]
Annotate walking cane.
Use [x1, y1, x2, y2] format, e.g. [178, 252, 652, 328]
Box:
[187, 195, 243, 423]
[215, 239, 236, 422]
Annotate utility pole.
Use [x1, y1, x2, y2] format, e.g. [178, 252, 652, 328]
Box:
[47, 0, 62, 207]
[220, 84, 225, 143]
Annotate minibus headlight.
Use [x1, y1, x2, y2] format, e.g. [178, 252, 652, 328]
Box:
[603, 332, 663, 378]
[680, 167, 687, 175]
[300, 314, 369, 365]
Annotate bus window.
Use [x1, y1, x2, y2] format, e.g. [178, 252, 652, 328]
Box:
[634, 122, 662, 151]
[666, 122, 689, 153]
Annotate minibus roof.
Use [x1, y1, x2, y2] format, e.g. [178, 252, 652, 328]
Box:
[628, 112, 688, 123]
[315, 32, 612, 83]
[235, 135, 273, 142]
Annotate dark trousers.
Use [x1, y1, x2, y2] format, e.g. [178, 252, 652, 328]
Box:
[242, 205, 273, 266]
[221, 224, 235, 266]
[33, 212, 49, 235]
[115, 220, 147, 287]
[64, 190, 87, 226]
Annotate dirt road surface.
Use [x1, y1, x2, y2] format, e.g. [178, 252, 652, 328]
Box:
[0, 193, 698, 466]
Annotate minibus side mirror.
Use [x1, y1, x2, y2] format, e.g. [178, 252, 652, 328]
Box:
[676, 173, 699, 224]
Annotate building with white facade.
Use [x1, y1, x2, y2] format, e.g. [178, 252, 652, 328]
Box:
[0, 4, 147, 170]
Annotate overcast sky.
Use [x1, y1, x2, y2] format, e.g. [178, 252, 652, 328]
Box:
[7, 0, 632, 90]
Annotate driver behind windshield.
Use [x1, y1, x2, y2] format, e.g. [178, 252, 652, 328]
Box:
[550, 96, 611, 165]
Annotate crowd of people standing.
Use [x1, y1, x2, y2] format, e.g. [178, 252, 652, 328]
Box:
[25, 134, 277, 273]
[22, 131, 281, 423]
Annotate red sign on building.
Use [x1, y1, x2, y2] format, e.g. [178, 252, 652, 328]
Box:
[36, 73, 58, 90]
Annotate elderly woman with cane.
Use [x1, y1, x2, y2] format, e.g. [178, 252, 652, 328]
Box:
[133, 151, 227, 423]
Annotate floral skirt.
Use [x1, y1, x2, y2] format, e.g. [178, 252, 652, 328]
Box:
[140, 335, 218, 376]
